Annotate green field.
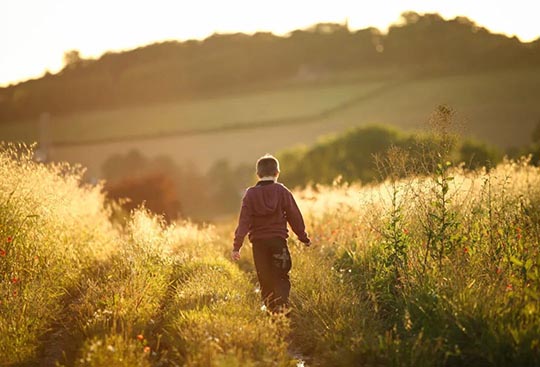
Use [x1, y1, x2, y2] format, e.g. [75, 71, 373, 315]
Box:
[1, 80, 388, 145]
[2, 67, 540, 149]
[2, 143, 540, 366]
[328, 67, 540, 148]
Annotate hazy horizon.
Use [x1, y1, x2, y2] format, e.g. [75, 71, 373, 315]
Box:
[2, 0, 539, 87]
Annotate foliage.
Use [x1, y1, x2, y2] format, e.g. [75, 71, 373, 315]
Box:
[105, 172, 182, 222]
[102, 150, 253, 220]
[518, 119, 540, 166]
[278, 123, 502, 188]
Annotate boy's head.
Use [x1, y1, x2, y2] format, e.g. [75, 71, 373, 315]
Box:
[256, 154, 280, 178]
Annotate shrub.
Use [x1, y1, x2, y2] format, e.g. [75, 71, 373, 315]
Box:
[105, 172, 182, 222]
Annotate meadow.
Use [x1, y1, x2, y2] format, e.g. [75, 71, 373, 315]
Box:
[1, 79, 388, 145]
[1, 140, 540, 366]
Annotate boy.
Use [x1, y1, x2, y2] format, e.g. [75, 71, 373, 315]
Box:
[231, 154, 311, 313]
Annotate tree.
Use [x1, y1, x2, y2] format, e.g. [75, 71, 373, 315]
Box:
[105, 172, 182, 222]
[63, 50, 83, 69]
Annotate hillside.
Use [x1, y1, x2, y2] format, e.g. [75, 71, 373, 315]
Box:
[1, 12, 539, 123]
[5, 66, 540, 149]
[0, 78, 390, 145]
[1, 144, 539, 366]
[2, 66, 536, 183]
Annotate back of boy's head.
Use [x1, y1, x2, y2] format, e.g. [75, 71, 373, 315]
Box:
[256, 154, 280, 178]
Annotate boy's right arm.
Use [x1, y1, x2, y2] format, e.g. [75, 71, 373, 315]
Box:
[233, 190, 251, 252]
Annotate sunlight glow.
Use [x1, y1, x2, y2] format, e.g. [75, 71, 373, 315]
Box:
[2, 0, 539, 87]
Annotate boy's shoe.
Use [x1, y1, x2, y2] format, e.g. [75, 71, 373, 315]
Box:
[271, 304, 291, 318]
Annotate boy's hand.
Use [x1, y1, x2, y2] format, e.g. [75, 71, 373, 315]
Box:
[231, 250, 241, 261]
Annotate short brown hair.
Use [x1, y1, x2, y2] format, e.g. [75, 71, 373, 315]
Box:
[256, 154, 280, 177]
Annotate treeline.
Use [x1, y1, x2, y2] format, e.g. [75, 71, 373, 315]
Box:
[104, 120, 511, 220]
[277, 125, 502, 188]
[2, 12, 540, 123]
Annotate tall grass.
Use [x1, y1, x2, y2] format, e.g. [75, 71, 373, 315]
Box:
[0, 143, 116, 364]
[2, 142, 539, 366]
[291, 157, 540, 366]
[0, 145, 293, 366]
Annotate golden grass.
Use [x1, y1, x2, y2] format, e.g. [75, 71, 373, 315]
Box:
[1, 143, 539, 366]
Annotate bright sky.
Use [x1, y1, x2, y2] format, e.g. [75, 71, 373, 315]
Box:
[2, 0, 539, 87]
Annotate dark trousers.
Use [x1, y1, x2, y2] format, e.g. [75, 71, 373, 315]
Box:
[252, 237, 292, 312]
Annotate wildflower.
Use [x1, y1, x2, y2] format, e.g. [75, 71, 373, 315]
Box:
[6, 236, 12, 243]
[506, 284, 513, 291]
[463, 247, 469, 254]
[11, 277, 18, 284]
[0, 249, 5, 257]
[143, 346, 151, 353]
[403, 228, 409, 235]
[137, 334, 144, 341]
[12, 290, 17, 297]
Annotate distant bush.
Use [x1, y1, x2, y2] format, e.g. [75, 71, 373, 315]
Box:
[520, 119, 540, 166]
[102, 151, 253, 220]
[459, 139, 502, 169]
[105, 172, 182, 222]
[103, 150, 211, 219]
[278, 123, 502, 187]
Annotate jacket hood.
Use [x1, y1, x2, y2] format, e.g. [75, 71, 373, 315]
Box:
[248, 183, 282, 216]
